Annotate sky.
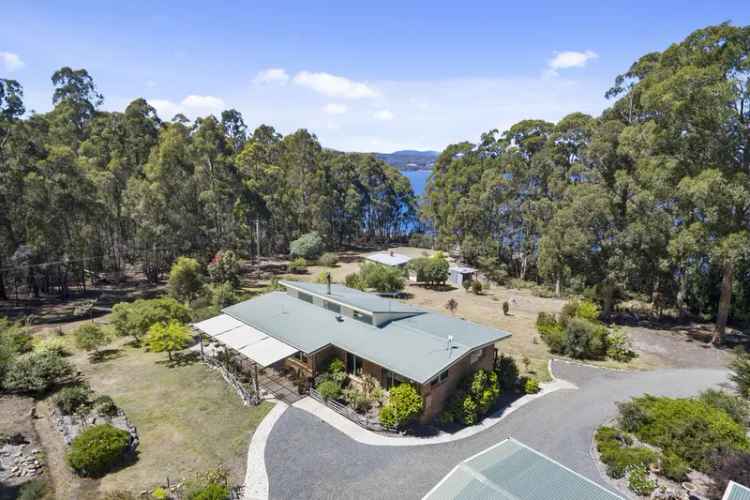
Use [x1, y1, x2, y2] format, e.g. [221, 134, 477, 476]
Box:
[2, 1, 749, 152]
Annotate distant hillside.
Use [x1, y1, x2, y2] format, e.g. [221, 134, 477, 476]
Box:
[376, 150, 439, 171]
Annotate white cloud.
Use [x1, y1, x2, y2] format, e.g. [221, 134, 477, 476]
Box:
[0, 52, 24, 72]
[546, 50, 598, 77]
[148, 95, 225, 120]
[293, 71, 378, 99]
[254, 68, 289, 85]
[323, 103, 348, 115]
[372, 109, 394, 121]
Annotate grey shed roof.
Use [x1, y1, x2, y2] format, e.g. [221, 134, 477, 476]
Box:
[365, 252, 411, 266]
[281, 280, 422, 314]
[424, 438, 624, 500]
[222, 291, 510, 384]
[724, 481, 750, 500]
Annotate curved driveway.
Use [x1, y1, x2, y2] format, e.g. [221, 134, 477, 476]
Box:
[265, 361, 729, 500]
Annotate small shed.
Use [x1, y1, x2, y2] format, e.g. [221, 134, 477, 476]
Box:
[366, 251, 411, 268]
[449, 266, 477, 287]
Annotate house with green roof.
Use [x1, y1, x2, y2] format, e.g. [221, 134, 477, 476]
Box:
[194, 280, 511, 422]
[424, 438, 624, 500]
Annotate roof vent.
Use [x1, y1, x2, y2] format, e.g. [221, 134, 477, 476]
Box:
[447, 335, 454, 351]
[335, 314, 344, 322]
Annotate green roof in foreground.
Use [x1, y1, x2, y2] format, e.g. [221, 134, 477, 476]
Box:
[424, 438, 624, 500]
[725, 481, 750, 500]
[222, 290, 510, 384]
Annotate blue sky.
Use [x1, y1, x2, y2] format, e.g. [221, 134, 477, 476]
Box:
[2, 1, 749, 152]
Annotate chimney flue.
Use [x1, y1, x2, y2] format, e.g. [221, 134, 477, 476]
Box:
[326, 272, 332, 295]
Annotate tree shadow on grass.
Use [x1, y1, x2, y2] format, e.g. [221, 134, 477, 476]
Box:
[89, 348, 123, 364]
[156, 351, 200, 368]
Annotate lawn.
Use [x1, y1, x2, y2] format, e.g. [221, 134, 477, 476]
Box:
[68, 339, 272, 495]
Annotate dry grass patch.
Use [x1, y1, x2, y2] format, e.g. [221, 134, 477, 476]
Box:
[71, 341, 272, 495]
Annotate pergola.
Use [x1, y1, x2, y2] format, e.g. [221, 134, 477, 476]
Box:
[193, 314, 298, 366]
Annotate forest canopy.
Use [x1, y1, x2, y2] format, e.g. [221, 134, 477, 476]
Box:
[0, 69, 416, 298]
[422, 23, 750, 342]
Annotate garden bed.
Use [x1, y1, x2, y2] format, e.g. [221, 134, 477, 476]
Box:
[594, 391, 750, 499]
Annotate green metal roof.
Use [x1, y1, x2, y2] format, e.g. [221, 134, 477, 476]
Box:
[725, 481, 750, 500]
[280, 280, 423, 314]
[222, 291, 510, 384]
[424, 438, 624, 500]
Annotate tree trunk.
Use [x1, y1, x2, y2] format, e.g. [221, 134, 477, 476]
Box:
[676, 268, 688, 323]
[555, 273, 561, 298]
[0, 270, 6, 300]
[712, 261, 734, 346]
[601, 281, 616, 320]
[168, 350, 173, 361]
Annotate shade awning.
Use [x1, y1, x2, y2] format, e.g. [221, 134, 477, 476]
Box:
[239, 337, 298, 367]
[193, 314, 297, 367]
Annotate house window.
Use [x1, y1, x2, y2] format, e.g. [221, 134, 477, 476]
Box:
[470, 348, 483, 364]
[383, 369, 406, 390]
[346, 352, 363, 376]
[298, 292, 313, 304]
[353, 311, 372, 325]
[324, 301, 341, 314]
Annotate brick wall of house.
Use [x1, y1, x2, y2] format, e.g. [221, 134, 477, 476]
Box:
[419, 346, 496, 423]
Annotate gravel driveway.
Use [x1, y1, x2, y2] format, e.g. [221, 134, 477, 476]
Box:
[265, 361, 729, 500]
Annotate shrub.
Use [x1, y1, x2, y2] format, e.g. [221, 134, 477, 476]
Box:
[606, 328, 636, 362]
[626, 465, 657, 496]
[206, 281, 240, 309]
[502, 301, 509, 315]
[358, 262, 405, 293]
[314, 271, 330, 284]
[699, 389, 749, 426]
[536, 313, 566, 354]
[3, 350, 73, 394]
[495, 354, 519, 391]
[471, 280, 483, 294]
[144, 320, 193, 361]
[617, 395, 750, 472]
[183, 467, 231, 500]
[93, 395, 119, 416]
[34, 337, 68, 356]
[522, 377, 540, 394]
[188, 482, 230, 500]
[289, 232, 324, 260]
[319, 252, 339, 267]
[444, 369, 501, 426]
[708, 452, 750, 500]
[595, 426, 657, 479]
[379, 383, 423, 429]
[660, 451, 690, 482]
[344, 272, 365, 290]
[54, 384, 92, 415]
[410, 256, 450, 285]
[17, 479, 48, 500]
[575, 300, 600, 321]
[66, 424, 131, 477]
[152, 487, 168, 499]
[207, 250, 241, 287]
[562, 318, 608, 359]
[74, 323, 110, 356]
[461, 279, 472, 292]
[343, 388, 370, 412]
[288, 257, 307, 273]
[111, 297, 190, 343]
[168, 256, 204, 303]
[327, 357, 345, 375]
[730, 347, 750, 399]
[317, 380, 342, 401]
